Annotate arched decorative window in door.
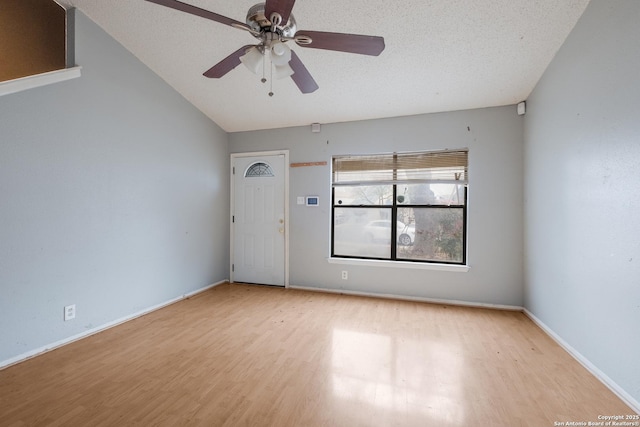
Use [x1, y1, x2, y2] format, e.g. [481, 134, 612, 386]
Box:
[245, 162, 274, 178]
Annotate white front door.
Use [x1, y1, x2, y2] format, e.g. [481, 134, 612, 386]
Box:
[231, 152, 288, 286]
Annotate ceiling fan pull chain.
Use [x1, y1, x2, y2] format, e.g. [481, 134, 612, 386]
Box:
[261, 48, 267, 84]
[269, 57, 274, 97]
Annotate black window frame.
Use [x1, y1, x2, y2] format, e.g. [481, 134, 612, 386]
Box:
[331, 150, 468, 266]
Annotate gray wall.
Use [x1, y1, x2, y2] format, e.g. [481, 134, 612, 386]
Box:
[230, 106, 524, 306]
[0, 12, 229, 363]
[524, 0, 640, 404]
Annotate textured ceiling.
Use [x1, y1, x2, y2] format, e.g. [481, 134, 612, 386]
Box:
[66, 0, 590, 132]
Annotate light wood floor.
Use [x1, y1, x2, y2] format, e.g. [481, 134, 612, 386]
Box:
[1, 283, 635, 426]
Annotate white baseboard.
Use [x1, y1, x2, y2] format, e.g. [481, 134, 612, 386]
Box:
[0, 280, 227, 371]
[523, 309, 640, 414]
[288, 285, 524, 311]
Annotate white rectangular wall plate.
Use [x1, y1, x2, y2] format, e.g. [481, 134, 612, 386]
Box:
[64, 304, 76, 321]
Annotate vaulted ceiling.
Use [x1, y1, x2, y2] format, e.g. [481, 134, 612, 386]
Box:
[65, 0, 590, 132]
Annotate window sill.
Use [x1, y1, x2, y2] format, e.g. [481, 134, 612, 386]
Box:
[0, 66, 82, 97]
[327, 257, 470, 272]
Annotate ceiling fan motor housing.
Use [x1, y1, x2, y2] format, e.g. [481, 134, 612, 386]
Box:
[246, 3, 297, 38]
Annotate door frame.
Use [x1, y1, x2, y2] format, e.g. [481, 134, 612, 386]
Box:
[230, 150, 290, 287]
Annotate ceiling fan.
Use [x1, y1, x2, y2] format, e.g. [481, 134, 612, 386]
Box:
[145, 0, 385, 95]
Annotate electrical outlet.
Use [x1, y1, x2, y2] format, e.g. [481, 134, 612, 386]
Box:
[341, 271, 348, 280]
[64, 304, 76, 321]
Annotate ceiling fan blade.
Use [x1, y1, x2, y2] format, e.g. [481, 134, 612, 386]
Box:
[295, 30, 385, 56]
[203, 45, 256, 78]
[145, 0, 252, 32]
[265, 0, 296, 24]
[289, 50, 318, 94]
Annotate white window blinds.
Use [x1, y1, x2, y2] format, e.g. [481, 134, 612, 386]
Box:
[332, 149, 468, 185]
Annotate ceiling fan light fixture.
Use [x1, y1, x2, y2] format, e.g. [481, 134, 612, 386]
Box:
[240, 46, 263, 74]
[274, 63, 294, 79]
[271, 42, 292, 66]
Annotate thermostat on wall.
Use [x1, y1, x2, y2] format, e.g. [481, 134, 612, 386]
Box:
[305, 196, 319, 206]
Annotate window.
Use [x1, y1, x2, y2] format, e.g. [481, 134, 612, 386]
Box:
[331, 149, 468, 265]
[245, 162, 274, 177]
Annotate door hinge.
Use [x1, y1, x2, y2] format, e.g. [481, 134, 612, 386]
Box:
[232, 215, 235, 223]
[232, 167, 235, 175]
[232, 264, 234, 272]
